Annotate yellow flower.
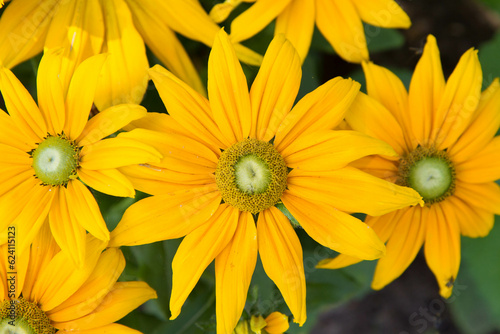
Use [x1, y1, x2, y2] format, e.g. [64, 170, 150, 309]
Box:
[109, 29, 421, 332]
[0, 0, 262, 111]
[0, 224, 157, 333]
[318, 35, 500, 298]
[211, 0, 411, 63]
[0, 51, 162, 266]
[234, 312, 289, 334]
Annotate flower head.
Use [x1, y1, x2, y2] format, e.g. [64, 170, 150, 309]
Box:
[234, 312, 289, 334]
[0, 0, 262, 110]
[0, 51, 162, 266]
[109, 30, 421, 332]
[0, 224, 156, 333]
[211, 0, 411, 63]
[318, 35, 500, 298]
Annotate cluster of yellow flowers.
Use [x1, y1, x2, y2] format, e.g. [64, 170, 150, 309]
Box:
[0, 1, 498, 333]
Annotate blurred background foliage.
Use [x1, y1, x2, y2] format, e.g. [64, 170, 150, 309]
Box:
[1, 0, 500, 333]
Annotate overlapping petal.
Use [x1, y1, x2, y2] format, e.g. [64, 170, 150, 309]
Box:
[316, 0, 368, 63]
[94, 0, 149, 111]
[215, 211, 257, 333]
[282, 193, 385, 260]
[408, 35, 445, 146]
[258, 207, 306, 325]
[424, 202, 461, 298]
[274, 77, 360, 151]
[351, 0, 411, 28]
[274, 0, 315, 62]
[109, 184, 221, 247]
[209, 29, 251, 144]
[249, 34, 301, 141]
[170, 204, 238, 320]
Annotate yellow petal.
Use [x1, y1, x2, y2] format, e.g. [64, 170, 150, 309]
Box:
[33, 235, 106, 311]
[37, 50, 66, 134]
[22, 223, 60, 300]
[449, 79, 500, 163]
[147, 0, 219, 48]
[317, 208, 403, 269]
[265, 312, 290, 334]
[454, 181, 500, 215]
[258, 207, 306, 326]
[0, 108, 33, 151]
[372, 207, 427, 290]
[45, 0, 104, 95]
[94, 0, 148, 111]
[352, 0, 411, 28]
[58, 323, 141, 334]
[48, 186, 87, 267]
[274, 0, 315, 62]
[48, 248, 125, 322]
[230, 0, 292, 43]
[119, 164, 214, 196]
[109, 184, 221, 247]
[456, 136, 500, 183]
[424, 202, 461, 298]
[215, 211, 257, 334]
[281, 193, 385, 260]
[54, 281, 157, 331]
[0, 0, 53, 68]
[316, 0, 368, 63]
[349, 154, 399, 183]
[281, 130, 397, 171]
[249, 34, 301, 141]
[77, 104, 147, 146]
[0, 68, 46, 143]
[149, 64, 226, 151]
[64, 54, 108, 139]
[287, 167, 422, 216]
[78, 168, 135, 198]
[80, 136, 162, 170]
[274, 77, 360, 151]
[126, 0, 205, 95]
[449, 183, 498, 237]
[408, 35, 445, 146]
[117, 128, 217, 173]
[432, 47, 482, 149]
[170, 204, 238, 320]
[346, 92, 407, 155]
[65, 180, 110, 241]
[13, 182, 55, 258]
[209, 29, 251, 144]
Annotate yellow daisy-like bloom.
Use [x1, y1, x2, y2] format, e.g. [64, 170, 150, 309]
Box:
[234, 312, 289, 334]
[0, 0, 262, 111]
[109, 29, 422, 332]
[318, 35, 500, 298]
[0, 224, 157, 333]
[0, 51, 162, 266]
[210, 0, 411, 63]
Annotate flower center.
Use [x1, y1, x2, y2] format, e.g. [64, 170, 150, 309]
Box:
[397, 146, 455, 205]
[30, 134, 79, 186]
[215, 138, 288, 214]
[0, 298, 56, 334]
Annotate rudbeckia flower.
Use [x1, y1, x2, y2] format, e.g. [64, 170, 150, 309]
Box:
[0, 224, 157, 333]
[0, 51, 162, 266]
[210, 0, 411, 63]
[109, 29, 422, 332]
[0, 0, 262, 111]
[318, 35, 500, 298]
[234, 312, 289, 334]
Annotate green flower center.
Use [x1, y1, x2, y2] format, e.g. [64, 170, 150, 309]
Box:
[30, 134, 79, 186]
[397, 146, 455, 205]
[0, 298, 56, 334]
[215, 138, 288, 214]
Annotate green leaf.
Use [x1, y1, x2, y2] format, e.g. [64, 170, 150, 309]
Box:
[449, 216, 500, 334]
